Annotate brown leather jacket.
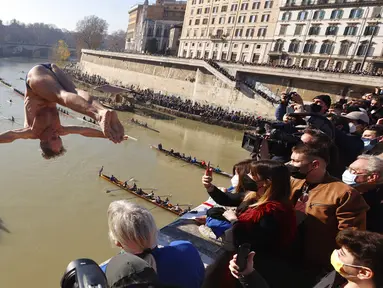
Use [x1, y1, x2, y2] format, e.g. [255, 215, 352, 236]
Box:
[291, 174, 369, 272]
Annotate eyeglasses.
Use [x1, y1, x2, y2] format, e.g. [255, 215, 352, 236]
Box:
[346, 167, 369, 176]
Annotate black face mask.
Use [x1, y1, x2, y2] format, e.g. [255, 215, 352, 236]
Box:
[286, 164, 310, 180]
[242, 174, 259, 191]
[310, 103, 323, 113]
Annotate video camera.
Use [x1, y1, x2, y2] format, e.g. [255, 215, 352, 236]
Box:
[61, 258, 108, 288]
[242, 113, 335, 158]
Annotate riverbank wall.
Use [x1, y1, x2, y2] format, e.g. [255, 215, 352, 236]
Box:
[79, 50, 276, 118]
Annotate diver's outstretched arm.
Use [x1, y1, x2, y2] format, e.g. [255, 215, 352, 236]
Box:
[0, 128, 35, 143]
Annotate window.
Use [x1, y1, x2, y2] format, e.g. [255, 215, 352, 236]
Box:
[297, 11, 308, 21]
[294, 24, 304, 35]
[195, 19, 200, 25]
[301, 0, 312, 5]
[288, 40, 300, 53]
[147, 27, 153, 36]
[301, 59, 308, 67]
[371, 7, 383, 18]
[235, 29, 243, 37]
[320, 41, 333, 54]
[282, 12, 291, 21]
[203, 18, 208, 24]
[213, 6, 219, 13]
[257, 27, 267, 37]
[252, 2, 260, 9]
[349, 8, 363, 19]
[325, 25, 338, 36]
[238, 15, 246, 23]
[231, 4, 238, 11]
[219, 17, 225, 24]
[204, 51, 209, 58]
[241, 3, 248, 10]
[196, 50, 201, 58]
[245, 44, 249, 49]
[228, 16, 234, 24]
[335, 61, 343, 70]
[185, 43, 188, 46]
[193, 29, 197, 36]
[221, 52, 227, 60]
[249, 15, 257, 23]
[246, 28, 255, 37]
[221, 5, 227, 12]
[192, 0, 196, 4]
[189, 19, 192, 25]
[191, 9, 194, 15]
[285, 0, 295, 6]
[183, 50, 187, 57]
[303, 40, 316, 53]
[252, 53, 260, 63]
[230, 53, 237, 61]
[339, 41, 351, 55]
[216, 29, 223, 37]
[364, 25, 379, 36]
[261, 14, 270, 22]
[317, 60, 326, 69]
[344, 26, 358, 36]
[264, 1, 273, 8]
[212, 51, 217, 60]
[211, 17, 215, 24]
[186, 29, 190, 37]
[308, 25, 321, 35]
[198, 0, 203, 4]
[273, 40, 284, 52]
[204, 7, 210, 13]
[330, 9, 343, 19]
[201, 29, 206, 36]
[357, 41, 370, 56]
[197, 8, 202, 14]
[279, 25, 287, 36]
[313, 10, 325, 20]
[234, 44, 238, 48]
[256, 44, 261, 49]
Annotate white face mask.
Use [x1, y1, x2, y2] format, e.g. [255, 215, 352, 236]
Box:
[342, 170, 357, 186]
[231, 174, 239, 187]
[348, 122, 356, 134]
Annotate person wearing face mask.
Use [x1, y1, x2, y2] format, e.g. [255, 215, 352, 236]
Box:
[313, 229, 383, 288]
[368, 95, 383, 124]
[342, 155, 383, 234]
[343, 111, 370, 136]
[287, 143, 369, 286]
[202, 160, 297, 288]
[362, 125, 383, 156]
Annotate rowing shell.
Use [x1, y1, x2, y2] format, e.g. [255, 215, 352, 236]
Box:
[99, 174, 185, 216]
[150, 145, 233, 178]
[130, 120, 160, 133]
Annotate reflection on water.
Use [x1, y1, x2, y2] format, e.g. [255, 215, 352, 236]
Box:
[0, 58, 250, 288]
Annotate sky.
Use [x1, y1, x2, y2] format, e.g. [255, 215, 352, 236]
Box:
[0, 0, 144, 33]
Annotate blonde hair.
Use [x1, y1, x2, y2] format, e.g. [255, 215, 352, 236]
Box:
[107, 200, 158, 271]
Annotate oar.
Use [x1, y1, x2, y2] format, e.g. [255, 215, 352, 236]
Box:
[177, 204, 193, 207]
[140, 188, 158, 191]
[106, 188, 123, 193]
[126, 135, 138, 141]
[155, 194, 172, 197]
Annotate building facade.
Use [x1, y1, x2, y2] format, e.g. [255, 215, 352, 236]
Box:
[178, 0, 280, 63]
[168, 24, 183, 54]
[126, 0, 186, 53]
[271, 1, 383, 72]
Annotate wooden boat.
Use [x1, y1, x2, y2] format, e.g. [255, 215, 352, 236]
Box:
[99, 173, 186, 216]
[130, 119, 160, 133]
[150, 145, 233, 178]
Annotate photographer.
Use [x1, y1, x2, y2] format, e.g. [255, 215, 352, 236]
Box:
[287, 143, 369, 285]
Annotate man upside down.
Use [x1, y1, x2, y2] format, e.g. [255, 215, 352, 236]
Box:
[0, 63, 126, 159]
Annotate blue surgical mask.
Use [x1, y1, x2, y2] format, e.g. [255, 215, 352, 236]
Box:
[342, 170, 358, 186]
[362, 137, 378, 152]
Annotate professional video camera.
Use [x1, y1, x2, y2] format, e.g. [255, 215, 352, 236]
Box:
[61, 258, 108, 288]
[242, 113, 335, 159]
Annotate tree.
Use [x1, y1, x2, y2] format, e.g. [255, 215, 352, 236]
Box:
[145, 38, 158, 54]
[105, 30, 126, 52]
[53, 40, 71, 61]
[75, 15, 108, 50]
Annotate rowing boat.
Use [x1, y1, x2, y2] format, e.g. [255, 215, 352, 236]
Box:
[99, 174, 186, 216]
[130, 119, 160, 133]
[150, 145, 233, 178]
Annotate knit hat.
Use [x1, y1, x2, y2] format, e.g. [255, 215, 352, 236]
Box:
[106, 253, 159, 288]
[313, 95, 332, 109]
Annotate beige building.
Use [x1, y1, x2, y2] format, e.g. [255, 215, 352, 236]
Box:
[178, 0, 280, 63]
[126, 0, 186, 53]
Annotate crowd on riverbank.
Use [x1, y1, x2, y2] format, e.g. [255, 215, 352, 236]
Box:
[64, 66, 266, 128]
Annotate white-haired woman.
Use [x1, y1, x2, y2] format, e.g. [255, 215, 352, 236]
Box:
[105, 200, 205, 288]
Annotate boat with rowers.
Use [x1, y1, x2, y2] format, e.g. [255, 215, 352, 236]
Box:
[150, 144, 233, 178]
[130, 118, 160, 133]
[99, 172, 189, 216]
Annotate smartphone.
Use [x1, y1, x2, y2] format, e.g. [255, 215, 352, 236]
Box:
[236, 243, 251, 272]
[205, 161, 212, 176]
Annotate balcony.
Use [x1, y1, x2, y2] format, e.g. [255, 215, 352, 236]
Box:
[281, 0, 383, 10]
[210, 34, 229, 42]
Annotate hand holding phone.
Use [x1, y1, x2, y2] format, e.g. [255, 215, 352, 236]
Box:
[236, 243, 251, 272]
[205, 161, 213, 177]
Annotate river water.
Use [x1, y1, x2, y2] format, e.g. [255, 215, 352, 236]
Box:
[0, 57, 249, 287]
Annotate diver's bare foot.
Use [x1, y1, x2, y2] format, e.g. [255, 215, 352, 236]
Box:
[98, 110, 124, 143]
